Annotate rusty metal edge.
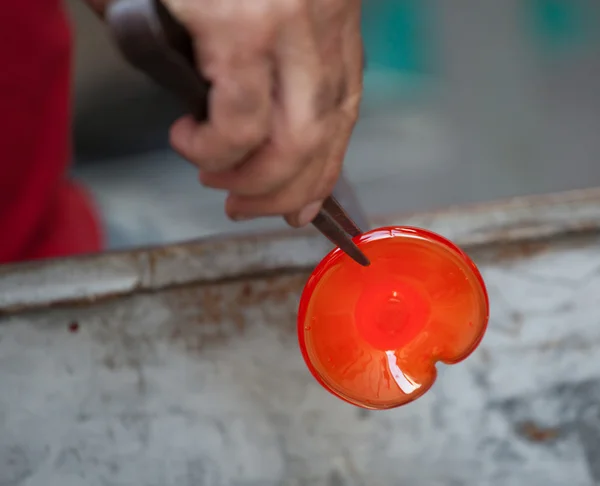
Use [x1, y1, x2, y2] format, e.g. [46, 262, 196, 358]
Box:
[1, 187, 599, 314]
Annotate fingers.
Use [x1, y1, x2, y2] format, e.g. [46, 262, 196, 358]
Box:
[200, 2, 345, 206]
[224, 150, 340, 225]
[224, 113, 353, 227]
[163, 0, 364, 228]
[164, 0, 277, 172]
[197, 138, 310, 196]
[285, 110, 356, 227]
[169, 55, 273, 172]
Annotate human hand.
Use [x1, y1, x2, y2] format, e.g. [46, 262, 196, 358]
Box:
[155, 0, 364, 227]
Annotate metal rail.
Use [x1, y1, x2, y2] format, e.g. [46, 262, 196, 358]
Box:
[1, 187, 599, 314]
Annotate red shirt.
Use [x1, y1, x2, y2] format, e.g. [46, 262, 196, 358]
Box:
[0, 0, 102, 264]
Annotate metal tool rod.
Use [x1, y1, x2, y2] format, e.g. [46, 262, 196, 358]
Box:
[331, 173, 370, 233]
[313, 197, 370, 267]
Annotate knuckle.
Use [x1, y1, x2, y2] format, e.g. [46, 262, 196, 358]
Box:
[288, 125, 323, 156]
[342, 89, 362, 121]
[224, 122, 265, 149]
[230, 86, 266, 117]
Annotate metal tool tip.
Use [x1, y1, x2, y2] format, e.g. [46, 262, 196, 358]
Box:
[351, 250, 371, 267]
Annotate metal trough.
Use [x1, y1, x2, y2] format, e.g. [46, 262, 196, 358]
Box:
[1, 188, 600, 485]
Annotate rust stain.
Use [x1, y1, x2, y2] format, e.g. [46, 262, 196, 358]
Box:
[492, 241, 549, 262]
[517, 421, 560, 443]
[3, 186, 600, 318]
[0, 264, 312, 318]
[241, 283, 252, 299]
[162, 273, 308, 355]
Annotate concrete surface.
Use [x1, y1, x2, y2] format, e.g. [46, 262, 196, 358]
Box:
[1, 192, 600, 485]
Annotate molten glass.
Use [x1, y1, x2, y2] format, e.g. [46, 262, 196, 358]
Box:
[298, 227, 489, 410]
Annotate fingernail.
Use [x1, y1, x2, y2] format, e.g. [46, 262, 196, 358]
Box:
[297, 201, 324, 227]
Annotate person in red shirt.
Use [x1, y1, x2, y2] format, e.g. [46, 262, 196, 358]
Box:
[0, 0, 363, 264]
[0, 0, 102, 263]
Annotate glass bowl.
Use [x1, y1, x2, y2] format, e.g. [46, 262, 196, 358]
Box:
[298, 226, 489, 410]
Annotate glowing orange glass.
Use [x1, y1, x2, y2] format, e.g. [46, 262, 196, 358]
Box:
[298, 227, 489, 410]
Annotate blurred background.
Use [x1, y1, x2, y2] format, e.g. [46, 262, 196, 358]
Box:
[68, 0, 600, 251]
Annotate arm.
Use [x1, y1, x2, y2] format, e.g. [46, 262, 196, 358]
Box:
[88, 0, 364, 227]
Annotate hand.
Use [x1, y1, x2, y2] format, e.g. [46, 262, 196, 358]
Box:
[159, 0, 364, 227]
